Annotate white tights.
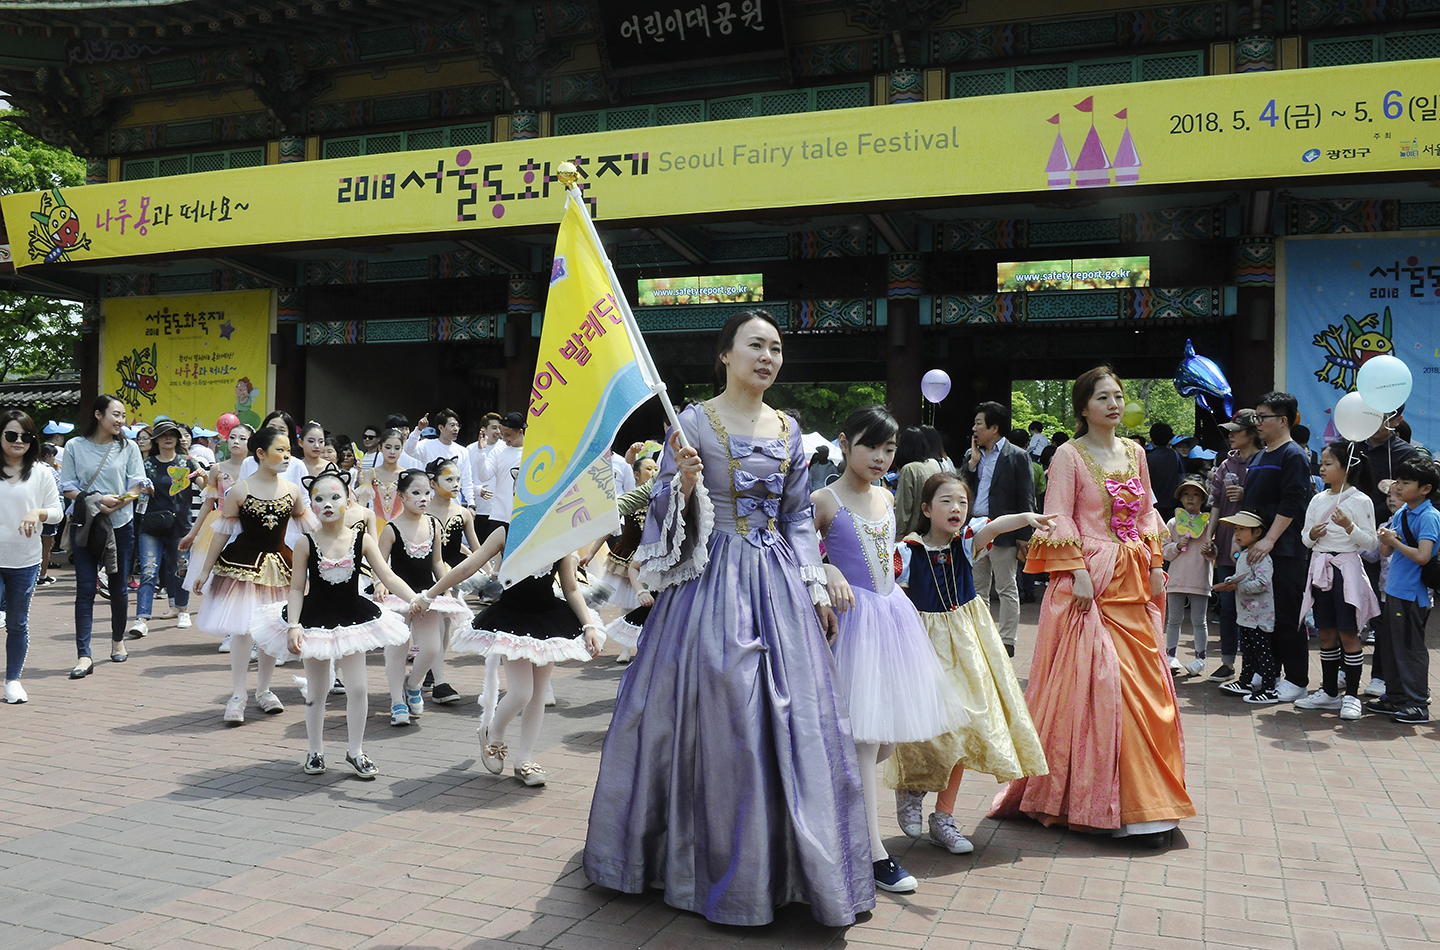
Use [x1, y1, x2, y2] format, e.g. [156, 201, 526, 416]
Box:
[490, 659, 552, 765]
[857, 741, 897, 861]
[228, 633, 276, 700]
[303, 653, 368, 758]
[384, 612, 446, 705]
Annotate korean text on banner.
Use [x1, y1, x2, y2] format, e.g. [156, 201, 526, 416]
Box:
[102, 290, 270, 430]
[499, 194, 659, 583]
[9, 60, 1440, 268]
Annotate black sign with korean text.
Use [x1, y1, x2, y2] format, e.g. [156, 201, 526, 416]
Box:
[599, 0, 786, 72]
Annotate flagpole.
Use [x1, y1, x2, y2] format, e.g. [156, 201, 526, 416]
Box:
[557, 162, 690, 450]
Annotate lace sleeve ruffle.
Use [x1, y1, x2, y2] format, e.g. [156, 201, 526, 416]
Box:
[1024, 514, 1085, 573]
[800, 562, 831, 607]
[635, 474, 714, 593]
[213, 516, 242, 537]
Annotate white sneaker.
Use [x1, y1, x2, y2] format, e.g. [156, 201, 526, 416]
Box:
[176, 612, 191, 629]
[1365, 678, 1387, 698]
[3, 680, 27, 704]
[895, 789, 925, 838]
[1183, 658, 1205, 677]
[1294, 690, 1343, 711]
[928, 811, 975, 854]
[544, 683, 556, 707]
[223, 695, 245, 724]
[1340, 695, 1364, 720]
[218, 635, 232, 654]
[1168, 654, 1184, 673]
[1274, 679, 1307, 703]
[1337, 669, 1347, 689]
[127, 618, 148, 639]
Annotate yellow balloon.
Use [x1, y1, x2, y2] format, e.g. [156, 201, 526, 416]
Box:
[1122, 401, 1145, 428]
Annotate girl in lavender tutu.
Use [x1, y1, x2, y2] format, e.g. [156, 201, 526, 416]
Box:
[813, 404, 970, 894]
[250, 467, 420, 779]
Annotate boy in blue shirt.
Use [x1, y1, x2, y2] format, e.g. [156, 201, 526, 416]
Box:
[1371, 455, 1440, 724]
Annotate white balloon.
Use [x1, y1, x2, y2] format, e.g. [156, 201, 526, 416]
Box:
[920, 369, 951, 404]
[1334, 391, 1384, 442]
[1355, 355, 1413, 414]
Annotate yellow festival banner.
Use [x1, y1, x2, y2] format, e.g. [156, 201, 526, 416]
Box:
[499, 189, 662, 584]
[102, 290, 271, 429]
[6, 59, 1440, 268]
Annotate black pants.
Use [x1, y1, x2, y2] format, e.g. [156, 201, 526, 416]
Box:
[1381, 595, 1430, 707]
[1239, 624, 1277, 692]
[1271, 553, 1310, 688]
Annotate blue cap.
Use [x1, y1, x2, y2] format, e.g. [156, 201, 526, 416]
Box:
[42, 421, 74, 435]
[192, 426, 219, 437]
[1189, 446, 1217, 460]
[1171, 434, 1193, 446]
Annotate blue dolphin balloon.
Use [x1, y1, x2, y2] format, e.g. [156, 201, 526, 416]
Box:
[1174, 339, 1233, 419]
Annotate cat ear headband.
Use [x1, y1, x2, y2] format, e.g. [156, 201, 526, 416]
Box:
[302, 464, 351, 493]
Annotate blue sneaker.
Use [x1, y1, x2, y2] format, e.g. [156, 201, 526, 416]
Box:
[405, 682, 424, 716]
[873, 858, 917, 893]
[390, 703, 411, 727]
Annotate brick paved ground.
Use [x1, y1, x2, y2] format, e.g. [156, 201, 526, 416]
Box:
[2, 568, 1438, 950]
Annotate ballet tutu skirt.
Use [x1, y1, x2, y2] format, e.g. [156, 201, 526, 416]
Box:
[195, 575, 289, 639]
[378, 593, 474, 625]
[250, 599, 410, 661]
[451, 570, 593, 664]
[831, 583, 970, 744]
[604, 604, 651, 650]
[885, 596, 1047, 789]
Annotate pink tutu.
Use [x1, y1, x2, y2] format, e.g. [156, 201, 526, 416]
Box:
[195, 576, 287, 639]
[450, 628, 593, 664]
[378, 593, 474, 626]
[250, 600, 411, 661]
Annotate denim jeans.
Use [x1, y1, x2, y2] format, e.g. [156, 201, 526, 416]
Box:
[1, 564, 39, 681]
[137, 525, 190, 618]
[73, 521, 136, 658]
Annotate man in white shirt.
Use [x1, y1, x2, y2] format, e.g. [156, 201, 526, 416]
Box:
[1026, 421, 1050, 461]
[404, 409, 475, 503]
[488, 412, 526, 526]
[187, 427, 217, 468]
[469, 413, 501, 532]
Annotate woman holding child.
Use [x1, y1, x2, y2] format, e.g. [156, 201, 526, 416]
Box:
[990, 365, 1195, 845]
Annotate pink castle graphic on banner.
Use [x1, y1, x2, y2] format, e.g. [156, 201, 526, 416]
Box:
[1045, 97, 1140, 190]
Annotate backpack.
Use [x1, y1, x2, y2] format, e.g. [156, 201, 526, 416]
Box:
[1397, 509, 1440, 590]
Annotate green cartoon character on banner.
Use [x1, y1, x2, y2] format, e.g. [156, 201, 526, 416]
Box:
[115, 344, 159, 410]
[1312, 307, 1395, 393]
[28, 188, 92, 264]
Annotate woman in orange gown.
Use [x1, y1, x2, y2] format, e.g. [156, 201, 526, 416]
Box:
[990, 365, 1194, 845]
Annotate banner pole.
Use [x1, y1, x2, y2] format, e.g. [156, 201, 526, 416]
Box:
[559, 170, 690, 450]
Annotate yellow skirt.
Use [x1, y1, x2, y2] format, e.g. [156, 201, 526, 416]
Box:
[884, 597, 1048, 791]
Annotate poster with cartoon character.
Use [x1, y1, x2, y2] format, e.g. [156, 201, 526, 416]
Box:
[102, 290, 270, 429]
[1285, 237, 1440, 453]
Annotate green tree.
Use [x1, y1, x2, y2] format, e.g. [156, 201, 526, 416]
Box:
[0, 109, 85, 381]
[0, 110, 86, 194]
[1012, 377, 1195, 440]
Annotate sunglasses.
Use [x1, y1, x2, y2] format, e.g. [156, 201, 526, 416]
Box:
[3, 431, 35, 444]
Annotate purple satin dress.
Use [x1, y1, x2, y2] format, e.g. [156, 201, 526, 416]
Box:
[583, 403, 875, 927]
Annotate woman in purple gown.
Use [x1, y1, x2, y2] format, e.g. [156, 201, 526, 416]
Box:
[584, 311, 875, 927]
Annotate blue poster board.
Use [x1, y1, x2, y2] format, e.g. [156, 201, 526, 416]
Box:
[1285, 236, 1440, 453]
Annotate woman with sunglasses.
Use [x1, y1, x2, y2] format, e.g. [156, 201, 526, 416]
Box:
[58, 395, 149, 677]
[0, 411, 62, 703]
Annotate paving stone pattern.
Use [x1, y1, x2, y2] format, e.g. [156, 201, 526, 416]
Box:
[2, 570, 1438, 949]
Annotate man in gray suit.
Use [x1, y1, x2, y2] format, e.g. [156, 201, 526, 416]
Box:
[964, 401, 1036, 657]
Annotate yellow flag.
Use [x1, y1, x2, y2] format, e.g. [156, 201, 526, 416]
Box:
[499, 193, 660, 583]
